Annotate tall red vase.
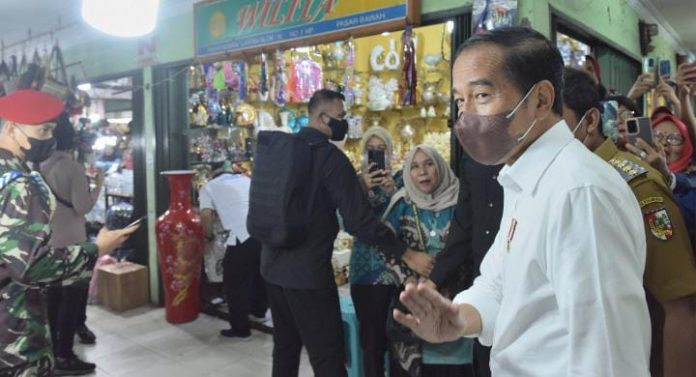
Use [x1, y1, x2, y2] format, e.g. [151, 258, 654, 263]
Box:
[155, 171, 204, 323]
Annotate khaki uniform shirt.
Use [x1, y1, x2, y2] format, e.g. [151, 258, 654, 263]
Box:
[596, 139, 696, 302]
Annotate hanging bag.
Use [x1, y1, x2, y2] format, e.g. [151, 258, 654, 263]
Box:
[42, 44, 71, 100]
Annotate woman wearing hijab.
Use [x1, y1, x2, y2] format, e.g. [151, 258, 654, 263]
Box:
[649, 114, 696, 233]
[349, 126, 404, 377]
[382, 145, 473, 377]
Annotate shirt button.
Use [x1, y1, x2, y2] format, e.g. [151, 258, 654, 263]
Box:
[492, 175, 497, 180]
[489, 202, 494, 208]
[485, 230, 490, 235]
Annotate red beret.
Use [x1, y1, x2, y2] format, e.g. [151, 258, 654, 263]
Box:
[0, 89, 64, 125]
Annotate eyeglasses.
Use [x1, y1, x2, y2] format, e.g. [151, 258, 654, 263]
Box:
[619, 110, 635, 121]
[654, 132, 685, 146]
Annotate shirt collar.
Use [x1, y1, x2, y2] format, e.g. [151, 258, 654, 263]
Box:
[498, 120, 574, 194]
[594, 138, 618, 161]
[0, 148, 30, 173]
[299, 126, 329, 142]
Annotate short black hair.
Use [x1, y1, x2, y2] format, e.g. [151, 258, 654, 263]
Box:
[455, 27, 565, 115]
[562, 67, 603, 134]
[308, 89, 345, 116]
[607, 95, 641, 117]
[54, 113, 76, 151]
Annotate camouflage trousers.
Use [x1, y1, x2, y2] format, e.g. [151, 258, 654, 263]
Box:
[0, 357, 53, 377]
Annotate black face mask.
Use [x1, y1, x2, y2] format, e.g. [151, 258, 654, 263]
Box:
[323, 113, 349, 141]
[15, 126, 56, 163]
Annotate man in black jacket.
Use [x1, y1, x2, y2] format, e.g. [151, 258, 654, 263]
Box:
[427, 151, 503, 377]
[260, 89, 430, 377]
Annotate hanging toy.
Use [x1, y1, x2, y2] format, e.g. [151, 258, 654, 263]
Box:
[272, 49, 287, 107]
[384, 39, 400, 71]
[259, 53, 270, 102]
[343, 38, 355, 109]
[370, 45, 385, 72]
[401, 27, 418, 106]
[213, 63, 226, 91]
[291, 57, 323, 103]
[223, 62, 239, 90]
[236, 61, 247, 101]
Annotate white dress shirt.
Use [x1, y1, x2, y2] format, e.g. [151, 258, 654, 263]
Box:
[199, 173, 251, 246]
[454, 121, 650, 377]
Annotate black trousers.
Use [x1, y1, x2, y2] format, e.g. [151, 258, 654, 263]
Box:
[473, 341, 491, 377]
[266, 282, 347, 377]
[390, 362, 475, 377]
[222, 238, 267, 335]
[46, 283, 89, 358]
[350, 284, 398, 377]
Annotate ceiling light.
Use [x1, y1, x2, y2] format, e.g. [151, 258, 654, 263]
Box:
[82, 0, 160, 37]
[77, 83, 92, 91]
[381, 32, 390, 36]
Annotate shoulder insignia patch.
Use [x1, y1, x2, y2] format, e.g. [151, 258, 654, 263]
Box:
[644, 207, 673, 241]
[639, 196, 664, 208]
[608, 157, 648, 183]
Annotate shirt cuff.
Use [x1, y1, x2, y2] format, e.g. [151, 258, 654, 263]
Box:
[670, 172, 677, 191]
[82, 242, 99, 257]
[453, 287, 499, 346]
[382, 238, 407, 260]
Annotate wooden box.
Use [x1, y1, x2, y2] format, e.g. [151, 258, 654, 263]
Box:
[97, 262, 149, 312]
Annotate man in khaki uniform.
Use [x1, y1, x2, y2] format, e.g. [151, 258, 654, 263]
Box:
[562, 67, 696, 377]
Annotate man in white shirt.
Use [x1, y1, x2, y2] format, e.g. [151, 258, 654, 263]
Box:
[395, 27, 651, 376]
[200, 162, 267, 340]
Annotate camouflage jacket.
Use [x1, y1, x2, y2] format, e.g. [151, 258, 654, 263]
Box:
[0, 149, 98, 373]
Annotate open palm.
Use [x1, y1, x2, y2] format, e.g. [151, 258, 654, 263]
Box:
[393, 282, 467, 343]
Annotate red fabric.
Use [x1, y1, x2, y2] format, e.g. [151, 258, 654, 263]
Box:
[585, 55, 601, 83]
[651, 106, 673, 120]
[652, 113, 693, 173]
[0, 90, 64, 125]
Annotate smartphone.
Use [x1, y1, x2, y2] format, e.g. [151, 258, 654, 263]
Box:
[367, 150, 386, 173]
[653, 60, 661, 87]
[126, 216, 147, 229]
[626, 117, 654, 146]
[659, 59, 671, 79]
[600, 100, 620, 143]
[643, 57, 656, 73]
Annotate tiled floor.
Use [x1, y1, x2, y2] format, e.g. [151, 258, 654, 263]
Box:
[75, 305, 313, 376]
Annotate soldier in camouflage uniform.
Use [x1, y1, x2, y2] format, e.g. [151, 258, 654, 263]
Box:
[562, 67, 696, 377]
[0, 89, 138, 377]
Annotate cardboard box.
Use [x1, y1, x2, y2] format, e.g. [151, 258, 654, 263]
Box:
[97, 262, 149, 312]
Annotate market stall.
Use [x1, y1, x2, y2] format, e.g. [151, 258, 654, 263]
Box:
[153, 0, 463, 331]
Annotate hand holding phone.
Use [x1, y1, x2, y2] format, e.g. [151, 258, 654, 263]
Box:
[367, 150, 386, 174]
[126, 216, 147, 229]
[626, 117, 654, 146]
[677, 62, 696, 87]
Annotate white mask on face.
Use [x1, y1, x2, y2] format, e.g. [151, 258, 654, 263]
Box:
[572, 111, 589, 135]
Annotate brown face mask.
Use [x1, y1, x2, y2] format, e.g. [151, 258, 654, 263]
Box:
[454, 84, 538, 165]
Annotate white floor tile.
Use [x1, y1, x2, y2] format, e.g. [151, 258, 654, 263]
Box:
[76, 305, 314, 377]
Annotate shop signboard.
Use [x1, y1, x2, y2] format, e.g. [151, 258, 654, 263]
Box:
[194, 0, 419, 57]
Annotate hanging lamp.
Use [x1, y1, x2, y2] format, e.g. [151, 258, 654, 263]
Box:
[82, 0, 160, 37]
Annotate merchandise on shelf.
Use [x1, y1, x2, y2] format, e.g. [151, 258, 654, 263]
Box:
[186, 23, 454, 188]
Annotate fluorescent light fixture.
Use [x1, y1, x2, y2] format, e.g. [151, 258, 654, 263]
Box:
[107, 118, 133, 124]
[82, 0, 160, 37]
[93, 135, 118, 151]
[446, 21, 455, 34]
[77, 83, 92, 91]
[381, 32, 390, 36]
